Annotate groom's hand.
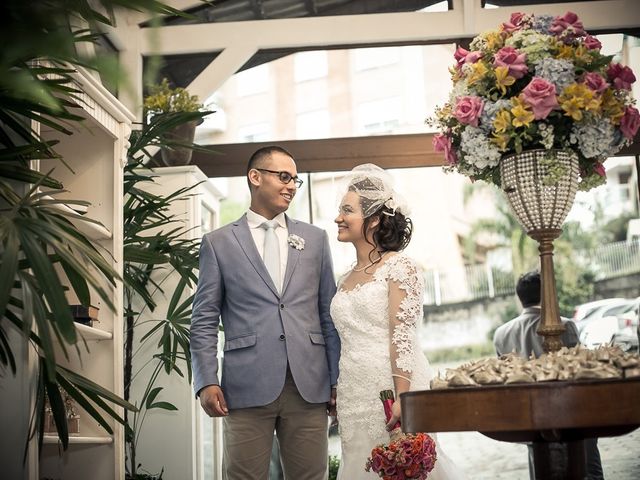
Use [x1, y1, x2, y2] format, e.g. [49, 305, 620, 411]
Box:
[199, 385, 229, 417]
[326, 387, 337, 417]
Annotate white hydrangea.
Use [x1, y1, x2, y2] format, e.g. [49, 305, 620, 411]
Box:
[460, 127, 502, 170]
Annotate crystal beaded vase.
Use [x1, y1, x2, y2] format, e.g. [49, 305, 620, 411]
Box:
[500, 149, 580, 352]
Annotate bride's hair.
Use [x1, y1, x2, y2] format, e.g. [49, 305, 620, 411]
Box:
[364, 207, 413, 254]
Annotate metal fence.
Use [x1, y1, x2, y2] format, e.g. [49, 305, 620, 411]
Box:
[424, 239, 640, 306]
[591, 238, 640, 279]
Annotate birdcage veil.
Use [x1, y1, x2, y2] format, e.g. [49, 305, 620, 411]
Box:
[341, 163, 410, 218]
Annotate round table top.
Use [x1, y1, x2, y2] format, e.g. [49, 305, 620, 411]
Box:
[401, 377, 640, 442]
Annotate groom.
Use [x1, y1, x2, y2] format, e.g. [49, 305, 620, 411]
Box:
[190, 146, 340, 479]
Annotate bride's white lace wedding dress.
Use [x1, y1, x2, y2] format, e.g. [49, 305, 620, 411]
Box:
[331, 253, 466, 480]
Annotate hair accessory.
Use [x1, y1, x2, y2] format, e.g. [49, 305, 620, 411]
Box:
[343, 164, 410, 218]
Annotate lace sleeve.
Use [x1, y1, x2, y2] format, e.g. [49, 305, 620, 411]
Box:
[387, 255, 425, 384]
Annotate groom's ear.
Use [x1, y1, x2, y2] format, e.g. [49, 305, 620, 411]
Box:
[248, 169, 261, 189]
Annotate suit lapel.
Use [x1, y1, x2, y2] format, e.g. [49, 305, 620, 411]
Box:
[281, 216, 301, 295]
[231, 215, 279, 297]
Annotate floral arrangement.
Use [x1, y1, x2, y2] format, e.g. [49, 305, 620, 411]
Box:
[430, 11, 639, 191]
[287, 233, 305, 250]
[365, 390, 437, 480]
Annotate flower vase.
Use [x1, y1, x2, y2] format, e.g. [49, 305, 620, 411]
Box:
[500, 149, 580, 352]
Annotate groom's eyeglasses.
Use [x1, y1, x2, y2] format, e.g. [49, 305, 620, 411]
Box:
[256, 168, 304, 188]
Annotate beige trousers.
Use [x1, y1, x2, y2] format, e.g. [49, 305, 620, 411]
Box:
[222, 370, 328, 480]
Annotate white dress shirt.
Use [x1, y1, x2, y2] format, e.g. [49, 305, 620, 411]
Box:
[246, 209, 288, 291]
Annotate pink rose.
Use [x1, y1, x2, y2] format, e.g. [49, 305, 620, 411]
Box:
[620, 106, 640, 140]
[493, 47, 528, 79]
[593, 163, 606, 177]
[607, 63, 637, 91]
[550, 12, 585, 40]
[454, 47, 482, 69]
[502, 12, 527, 33]
[582, 72, 609, 94]
[453, 96, 484, 127]
[433, 133, 458, 165]
[583, 34, 602, 50]
[520, 77, 558, 119]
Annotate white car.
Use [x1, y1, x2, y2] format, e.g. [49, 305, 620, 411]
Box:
[572, 298, 626, 324]
[573, 298, 630, 333]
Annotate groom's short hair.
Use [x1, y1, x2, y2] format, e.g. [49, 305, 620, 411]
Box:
[246, 146, 295, 189]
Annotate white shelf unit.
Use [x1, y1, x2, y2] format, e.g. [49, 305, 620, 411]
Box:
[37, 67, 133, 480]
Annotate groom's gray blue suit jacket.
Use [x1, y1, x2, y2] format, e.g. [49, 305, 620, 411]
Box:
[190, 214, 340, 409]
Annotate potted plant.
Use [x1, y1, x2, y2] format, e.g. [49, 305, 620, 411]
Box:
[143, 79, 210, 166]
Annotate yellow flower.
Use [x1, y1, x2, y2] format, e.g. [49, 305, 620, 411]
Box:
[558, 83, 599, 121]
[485, 31, 504, 52]
[491, 132, 511, 151]
[561, 97, 584, 121]
[510, 98, 535, 127]
[494, 66, 515, 95]
[493, 110, 512, 133]
[466, 61, 489, 85]
[556, 44, 575, 60]
[601, 90, 625, 124]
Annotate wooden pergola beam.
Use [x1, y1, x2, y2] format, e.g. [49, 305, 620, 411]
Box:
[192, 131, 640, 178]
[192, 133, 444, 177]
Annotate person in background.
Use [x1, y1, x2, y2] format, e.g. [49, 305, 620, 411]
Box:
[493, 271, 604, 480]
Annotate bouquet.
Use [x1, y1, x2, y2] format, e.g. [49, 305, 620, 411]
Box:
[430, 11, 639, 191]
[365, 390, 437, 480]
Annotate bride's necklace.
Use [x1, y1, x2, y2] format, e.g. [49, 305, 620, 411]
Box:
[352, 251, 388, 273]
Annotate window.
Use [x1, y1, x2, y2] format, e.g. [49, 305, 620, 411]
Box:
[296, 110, 330, 139]
[237, 123, 270, 142]
[201, 203, 216, 234]
[294, 51, 328, 82]
[236, 64, 269, 96]
[356, 97, 402, 135]
[353, 47, 400, 71]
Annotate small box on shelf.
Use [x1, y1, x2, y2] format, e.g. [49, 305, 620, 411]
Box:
[70, 304, 99, 326]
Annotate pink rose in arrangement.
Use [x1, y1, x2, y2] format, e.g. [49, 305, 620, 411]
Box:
[582, 72, 609, 94]
[453, 96, 484, 127]
[454, 47, 482, 69]
[583, 34, 602, 50]
[501, 12, 527, 33]
[433, 133, 458, 165]
[520, 77, 558, 119]
[550, 11, 585, 40]
[493, 47, 528, 79]
[607, 63, 637, 91]
[620, 106, 640, 140]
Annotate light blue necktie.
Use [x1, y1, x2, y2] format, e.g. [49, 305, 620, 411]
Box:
[261, 220, 280, 292]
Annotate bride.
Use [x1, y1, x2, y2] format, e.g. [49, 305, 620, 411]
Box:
[330, 164, 465, 479]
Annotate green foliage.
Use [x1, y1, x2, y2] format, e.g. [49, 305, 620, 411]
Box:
[0, 0, 205, 463]
[328, 455, 340, 480]
[123, 110, 209, 478]
[144, 78, 204, 114]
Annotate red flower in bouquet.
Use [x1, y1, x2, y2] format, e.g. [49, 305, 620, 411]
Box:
[365, 390, 437, 480]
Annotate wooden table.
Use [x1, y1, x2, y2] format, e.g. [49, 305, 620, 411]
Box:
[401, 378, 640, 479]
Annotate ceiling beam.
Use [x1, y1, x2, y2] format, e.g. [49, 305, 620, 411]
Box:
[141, 0, 640, 55]
[191, 130, 640, 178]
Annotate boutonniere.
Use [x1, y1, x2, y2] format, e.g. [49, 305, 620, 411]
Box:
[287, 234, 305, 250]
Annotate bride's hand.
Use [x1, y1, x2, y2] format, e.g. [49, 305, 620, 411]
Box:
[385, 400, 402, 431]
